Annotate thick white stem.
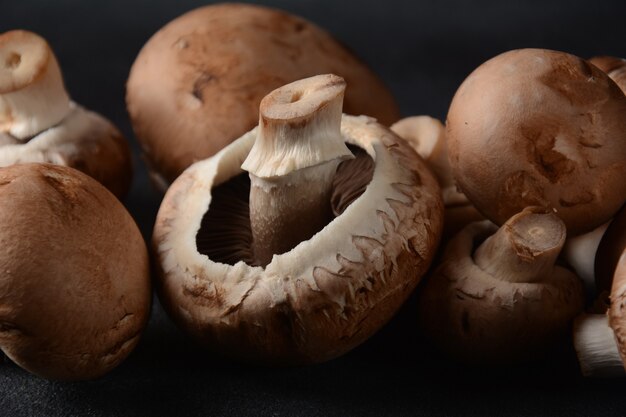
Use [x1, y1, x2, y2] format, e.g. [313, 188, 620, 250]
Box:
[0, 30, 70, 140]
[241, 74, 353, 266]
[574, 314, 625, 377]
[473, 207, 566, 283]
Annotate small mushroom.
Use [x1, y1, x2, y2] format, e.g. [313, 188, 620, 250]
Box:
[574, 249, 626, 377]
[127, 3, 399, 189]
[446, 48, 626, 235]
[390, 116, 483, 239]
[153, 74, 443, 364]
[0, 30, 132, 198]
[0, 163, 151, 380]
[418, 207, 584, 363]
[589, 56, 626, 93]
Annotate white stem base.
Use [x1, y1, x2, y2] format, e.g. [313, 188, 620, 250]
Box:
[574, 314, 625, 377]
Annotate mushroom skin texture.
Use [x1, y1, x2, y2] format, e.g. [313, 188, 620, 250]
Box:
[446, 48, 626, 236]
[589, 56, 626, 93]
[126, 3, 400, 189]
[153, 76, 442, 364]
[418, 207, 584, 364]
[390, 116, 483, 239]
[0, 30, 132, 199]
[0, 164, 151, 380]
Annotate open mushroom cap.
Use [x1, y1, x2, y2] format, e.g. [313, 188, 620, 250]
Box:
[0, 163, 151, 380]
[418, 208, 584, 364]
[447, 48, 626, 235]
[126, 3, 400, 187]
[153, 114, 443, 364]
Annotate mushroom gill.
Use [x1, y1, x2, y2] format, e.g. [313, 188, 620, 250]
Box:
[195, 145, 374, 266]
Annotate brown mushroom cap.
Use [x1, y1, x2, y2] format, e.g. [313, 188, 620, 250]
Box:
[126, 3, 400, 186]
[153, 115, 442, 364]
[447, 48, 626, 235]
[589, 56, 626, 92]
[0, 163, 151, 380]
[418, 208, 584, 364]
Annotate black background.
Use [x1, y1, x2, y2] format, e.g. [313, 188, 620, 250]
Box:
[2, 1, 626, 416]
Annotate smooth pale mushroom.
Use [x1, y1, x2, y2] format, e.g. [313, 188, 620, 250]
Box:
[562, 222, 610, 292]
[446, 48, 626, 236]
[127, 3, 399, 190]
[418, 207, 584, 364]
[0, 30, 132, 198]
[0, 163, 151, 380]
[390, 116, 483, 239]
[589, 56, 626, 92]
[574, 248, 626, 377]
[153, 74, 443, 364]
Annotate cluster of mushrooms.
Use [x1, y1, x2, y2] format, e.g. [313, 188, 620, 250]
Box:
[1, 3, 626, 381]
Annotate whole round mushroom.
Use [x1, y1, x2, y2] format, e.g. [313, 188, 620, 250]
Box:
[0, 163, 151, 380]
[446, 48, 626, 236]
[127, 3, 400, 190]
[390, 115, 483, 240]
[0, 30, 133, 199]
[153, 74, 443, 364]
[418, 207, 584, 364]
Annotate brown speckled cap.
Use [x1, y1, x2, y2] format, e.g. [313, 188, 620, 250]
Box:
[446, 48, 626, 235]
[0, 163, 150, 380]
[126, 3, 400, 187]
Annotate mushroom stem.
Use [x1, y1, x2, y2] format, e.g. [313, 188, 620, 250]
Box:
[573, 314, 625, 377]
[0, 30, 70, 140]
[241, 74, 353, 266]
[473, 207, 566, 283]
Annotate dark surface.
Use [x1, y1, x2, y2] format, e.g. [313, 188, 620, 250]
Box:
[2, 0, 626, 416]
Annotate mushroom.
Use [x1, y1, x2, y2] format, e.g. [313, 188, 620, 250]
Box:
[562, 221, 610, 292]
[574, 248, 626, 377]
[0, 30, 132, 198]
[418, 207, 584, 364]
[127, 3, 399, 190]
[446, 48, 626, 236]
[153, 74, 443, 364]
[390, 116, 483, 239]
[589, 56, 626, 93]
[0, 163, 151, 380]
